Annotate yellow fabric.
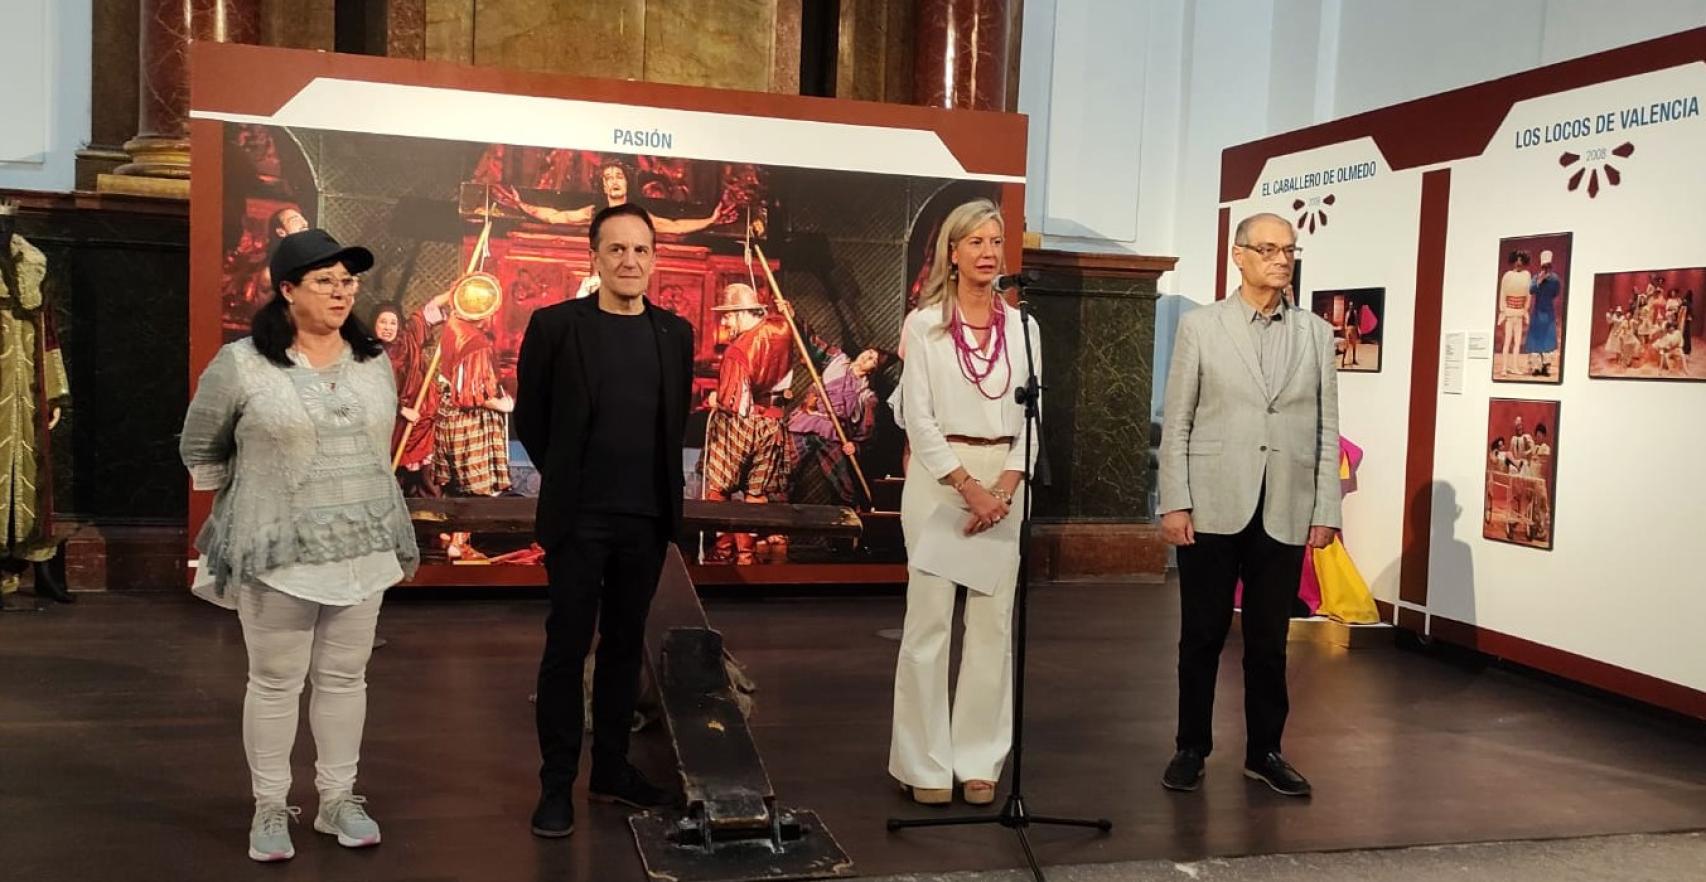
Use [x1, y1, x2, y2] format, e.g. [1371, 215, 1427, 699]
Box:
[1312, 536, 1379, 624]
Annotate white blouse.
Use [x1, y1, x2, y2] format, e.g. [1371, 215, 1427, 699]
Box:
[891, 303, 1042, 481]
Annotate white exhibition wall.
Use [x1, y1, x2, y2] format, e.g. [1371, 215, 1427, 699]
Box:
[1017, 0, 1706, 424]
[1428, 62, 1706, 692]
[1222, 53, 1706, 695]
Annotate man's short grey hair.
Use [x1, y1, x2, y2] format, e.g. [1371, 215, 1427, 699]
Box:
[1233, 212, 1290, 246]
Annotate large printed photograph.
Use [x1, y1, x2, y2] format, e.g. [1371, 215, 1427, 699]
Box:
[1588, 266, 1703, 381]
[214, 123, 1001, 570]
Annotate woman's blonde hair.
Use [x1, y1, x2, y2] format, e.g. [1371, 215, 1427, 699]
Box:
[917, 198, 1005, 327]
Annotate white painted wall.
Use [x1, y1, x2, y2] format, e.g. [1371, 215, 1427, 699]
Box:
[0, 0, 93, 193]
[1019, 0, 1706, 425]
[1020, 0, 1706, 301]
[1426, 62, 1706, 691]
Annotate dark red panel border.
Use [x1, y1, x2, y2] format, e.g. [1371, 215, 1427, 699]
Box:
[1213, 207, 1230, 301]
[1399, 169, 1450, 606]
[1219, 26, 1706, 202]
[1430, 616, 1706, 721]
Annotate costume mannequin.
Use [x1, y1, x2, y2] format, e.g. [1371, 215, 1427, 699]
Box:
[0, 200, 74, 609]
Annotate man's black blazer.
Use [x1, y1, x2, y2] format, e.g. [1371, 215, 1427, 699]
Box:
[513, 295, 695, 552]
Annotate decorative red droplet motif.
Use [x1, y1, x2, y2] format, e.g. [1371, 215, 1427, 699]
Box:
[1604, 164, 1621, 186]
[1559, 152, 1581, 167]
[1587, 169, 1600, 198]
[1612, 142, 1635, 158]
[1568, 169, 1586, 191]
[1322, 194, 1336, 206]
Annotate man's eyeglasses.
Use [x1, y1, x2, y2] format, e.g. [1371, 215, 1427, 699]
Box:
[1237, 243, 1302, 261]
[303, 275, 361, 297]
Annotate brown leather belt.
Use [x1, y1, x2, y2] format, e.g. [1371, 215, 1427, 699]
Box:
[945, 434, 1013, 446]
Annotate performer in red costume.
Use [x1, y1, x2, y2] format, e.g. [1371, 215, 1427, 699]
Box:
[701, 283, 797, 564]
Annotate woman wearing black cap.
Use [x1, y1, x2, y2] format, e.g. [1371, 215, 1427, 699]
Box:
[180, 229, 419, 862]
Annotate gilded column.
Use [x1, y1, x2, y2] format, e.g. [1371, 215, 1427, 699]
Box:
[100, 0, 261, 198]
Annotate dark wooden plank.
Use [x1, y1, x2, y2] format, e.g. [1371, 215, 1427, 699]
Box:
[406, 497, 862, 535]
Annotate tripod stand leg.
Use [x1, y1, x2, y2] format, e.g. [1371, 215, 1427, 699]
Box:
[1013, 826, 1045, 882]
[1027, 814, 1114, 832]
[886, 812, 1001, 830]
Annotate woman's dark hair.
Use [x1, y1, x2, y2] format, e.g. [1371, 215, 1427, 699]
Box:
[1490, 438, 1505, 452]
[250, 256, 384, 367]
[1535, 423, 1548, 437]
[1509, 250, 1530, 266]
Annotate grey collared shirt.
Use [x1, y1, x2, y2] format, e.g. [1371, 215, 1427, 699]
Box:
[1238, 292, 1292, 398]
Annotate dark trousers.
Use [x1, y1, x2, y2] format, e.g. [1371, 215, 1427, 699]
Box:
[1175, 499, 1305, 763]
[536, 512, 667, 790]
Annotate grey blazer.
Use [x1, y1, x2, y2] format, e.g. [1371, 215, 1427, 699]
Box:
[1157, 295, 1341, 545]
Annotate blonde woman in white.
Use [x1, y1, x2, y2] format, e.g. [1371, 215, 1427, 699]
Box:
[888, 199, 1041, 806]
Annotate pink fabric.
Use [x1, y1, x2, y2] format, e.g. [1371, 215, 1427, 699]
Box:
[1233, 436, 1360, 615]
[1357, 304, 1379, 336]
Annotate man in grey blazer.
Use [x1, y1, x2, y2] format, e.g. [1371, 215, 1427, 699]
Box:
[1156, 212, 1340, 797]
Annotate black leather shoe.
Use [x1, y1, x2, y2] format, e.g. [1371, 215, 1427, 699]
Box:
[1161, 750, 1206, 792]
[589, 762, 669, 809]
[1244, 752, 1311, 797]
[530, 789, 574, 838]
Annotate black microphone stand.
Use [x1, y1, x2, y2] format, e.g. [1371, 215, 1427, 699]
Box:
[886, 283, 1112, 882]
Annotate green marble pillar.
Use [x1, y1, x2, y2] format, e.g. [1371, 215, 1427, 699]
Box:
[1021, 250, 1174, 523]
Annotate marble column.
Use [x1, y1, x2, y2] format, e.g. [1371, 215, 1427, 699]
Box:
[100, 0, 261, 198]
[913, 0, 1009, 110]
[1021, 249, 1177, 584]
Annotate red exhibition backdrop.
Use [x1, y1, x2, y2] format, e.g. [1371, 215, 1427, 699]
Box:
[188, 42, 1028, 588]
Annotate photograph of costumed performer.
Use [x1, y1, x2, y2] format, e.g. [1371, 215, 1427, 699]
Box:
[1496, 249, 1532, 377]
[700, 283, 798, 565]
[222, 205, 310, 331]
[493, 160, 730, 235]
[493, 160, 741, 299]
[1, 199, 75, 609]
[1157, 211, 1340, 799]
[787, 346, 882, 508]
[888, 198, 1041, 808]
[432, 276, 513, 497]
[1523, 250, 1564, 378]
[372, 294, 450, 498]
[513, 204, 695, 837]
[179, 229, 420, 863]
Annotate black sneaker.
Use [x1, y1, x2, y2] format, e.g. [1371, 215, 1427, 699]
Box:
[588, 763, 669, 809]
[1161, 750, 1206, 792]
[1244, 752, 1311, 797]
[530, 789, 574, 838]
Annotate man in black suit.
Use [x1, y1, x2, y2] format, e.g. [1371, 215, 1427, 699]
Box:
[514, 203, 695, 837]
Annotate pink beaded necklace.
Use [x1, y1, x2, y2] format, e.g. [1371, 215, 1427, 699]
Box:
[948, 298, 1010, 400]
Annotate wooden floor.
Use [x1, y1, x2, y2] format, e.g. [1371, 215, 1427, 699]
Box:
[3, 580, 1705, 882]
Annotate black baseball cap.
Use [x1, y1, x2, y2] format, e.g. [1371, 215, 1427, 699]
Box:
[269, 229, 374, 293]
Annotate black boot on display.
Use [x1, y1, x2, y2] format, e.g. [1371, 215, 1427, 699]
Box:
[33, 559, 74, 604]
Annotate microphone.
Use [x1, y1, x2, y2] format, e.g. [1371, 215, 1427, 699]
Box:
[994, 273, 1029, 292]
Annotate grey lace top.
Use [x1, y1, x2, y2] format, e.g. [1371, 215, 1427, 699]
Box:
[180, 339, 420, 608]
